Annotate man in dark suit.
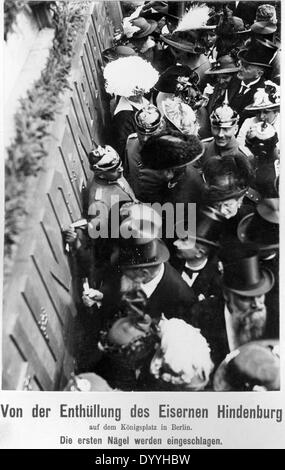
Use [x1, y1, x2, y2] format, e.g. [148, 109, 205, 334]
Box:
[227, 39, 278, 126]
[172, 206, 225, 300]
[189, 242, 276, 368]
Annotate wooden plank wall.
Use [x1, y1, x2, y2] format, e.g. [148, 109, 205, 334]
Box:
[2, 1, 121, 391]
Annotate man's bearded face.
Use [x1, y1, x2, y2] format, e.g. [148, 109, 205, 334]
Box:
[227, 291, 267, 345]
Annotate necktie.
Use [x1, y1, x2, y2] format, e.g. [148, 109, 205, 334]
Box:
[183, 266, 195, 280]
[239, 84, 248, 95]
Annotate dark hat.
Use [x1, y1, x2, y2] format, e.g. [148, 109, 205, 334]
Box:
[203, 155, 252, 203]
[213, 340, 280, 391]
[88, 144, 121, 172]
[119, 202, 162, 244]
[140, 132, 204, 170]
[155, 65, 199, 93]
[160, 31, 205, 54]
[118, 239, 169, 268]
[217, 15, 250, 36]
[251, 4, 277, 35]
[131, 17, 158, 38]
[237, 199, 279, 252]
[219, 242, 274, 296]
[175, 207, 225, 247]
[135, 105, 163, 136]
[205, 55, 240, 75]
[102, 45, 137, 63]
[238, 39, 278, 68]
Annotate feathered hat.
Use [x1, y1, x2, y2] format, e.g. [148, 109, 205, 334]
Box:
[103, 56, 159, 97]
[162, 97, 199, 136]
[161, 3, 213, 53]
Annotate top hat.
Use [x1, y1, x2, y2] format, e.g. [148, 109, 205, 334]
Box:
[135, 105, 163, 136]
[219, 242, 274, 296]
[205, 54, 240, 75]
[237, 198, 279, 252]
[251, 4, 277, 35]
[88, 144, 121, 172]
[238, 38, 278, 68]
[131, 17, 158, 38]
[118, 239, 169, 268]
[154, 65, 199, 93]
[245, 81, 280, 111]
[213, 340, 280, 391]
[119, 202, 162, 244]
[210, 103, 239, 128]
[175, 206, 225, 247]
[102, 45, 137, 63]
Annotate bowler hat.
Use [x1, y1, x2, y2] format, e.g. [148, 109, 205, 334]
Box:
[238, 39, 278, 68]
[213, 340, 280, 391]
[219, 242, 274, 296]
[175, 207, 225, 247]
[119, 202, 162, 244]
[205, 55, 240, 75]
[237, 198, 279, 252]
[251, 4, 277, 35]
[118, 239, 169, 268]
[131, 17, 158, 38]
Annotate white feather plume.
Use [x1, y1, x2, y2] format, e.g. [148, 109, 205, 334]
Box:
[175, 3, 210, 32]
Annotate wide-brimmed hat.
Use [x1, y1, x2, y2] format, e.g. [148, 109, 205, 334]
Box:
[160, 31, 204, 54]
[102, 45, 137, 63]
[162, 97, 199, 136]
[205, 55, 240, 75]
[251, 4, 277, 35]
[245, 81, 280, 111]
[219, 242, 274, 296]
[238, 38, 278, 68]
[131, 17, 158, 38]
[213, 340, 280, 391]
[237, 198, 279, 252]
[118, 239, 169, 268]
[154, 64, 199, 93]
[210, 103, 239, 128]
[175, 206, 225, 247]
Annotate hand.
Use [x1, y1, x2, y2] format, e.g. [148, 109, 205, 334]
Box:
[63, 227, 78, 245]
[82, 288, 104, 308]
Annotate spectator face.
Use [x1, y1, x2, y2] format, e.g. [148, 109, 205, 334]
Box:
[214, 196, 244, 219]
[226, 291, 267, 345]
[211, 123, 237, 147]
[258, 109, 278, 125]
[216, 73, 234, 89]
[237, 61, 263, 83]
[203, 30, 217, 48]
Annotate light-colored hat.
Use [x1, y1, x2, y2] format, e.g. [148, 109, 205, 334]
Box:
[245, 81, 280, 111]
[88, 144, 121, 172]
[162, 97, 199, 135]
[210, 103, 239, 128]
[104, 56, 159, 97]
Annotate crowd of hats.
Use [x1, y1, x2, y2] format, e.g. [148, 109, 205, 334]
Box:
[66, 2, 281, 392]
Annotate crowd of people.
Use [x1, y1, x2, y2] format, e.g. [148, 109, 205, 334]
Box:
[63, 1, 280, 392]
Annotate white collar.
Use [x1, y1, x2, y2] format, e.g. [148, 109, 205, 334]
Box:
[185, 258, 208, 271]
[114, 96, 149, 116]
[240, 77, 261, 90]
[140, 264, 165, 299]
[224, 304, 240, 352]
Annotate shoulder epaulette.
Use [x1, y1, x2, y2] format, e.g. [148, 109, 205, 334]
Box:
[245, 187, 261, 204]
[238, 145, 253, 158]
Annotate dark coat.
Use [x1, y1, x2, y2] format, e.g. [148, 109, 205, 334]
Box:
[227, 76, 265, 126]
[110, 110, 137, 162]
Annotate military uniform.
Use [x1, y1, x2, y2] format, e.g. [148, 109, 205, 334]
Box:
[201, 137, 253, 165]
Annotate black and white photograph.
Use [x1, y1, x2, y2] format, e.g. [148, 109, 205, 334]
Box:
[1, 0, 284, 450]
